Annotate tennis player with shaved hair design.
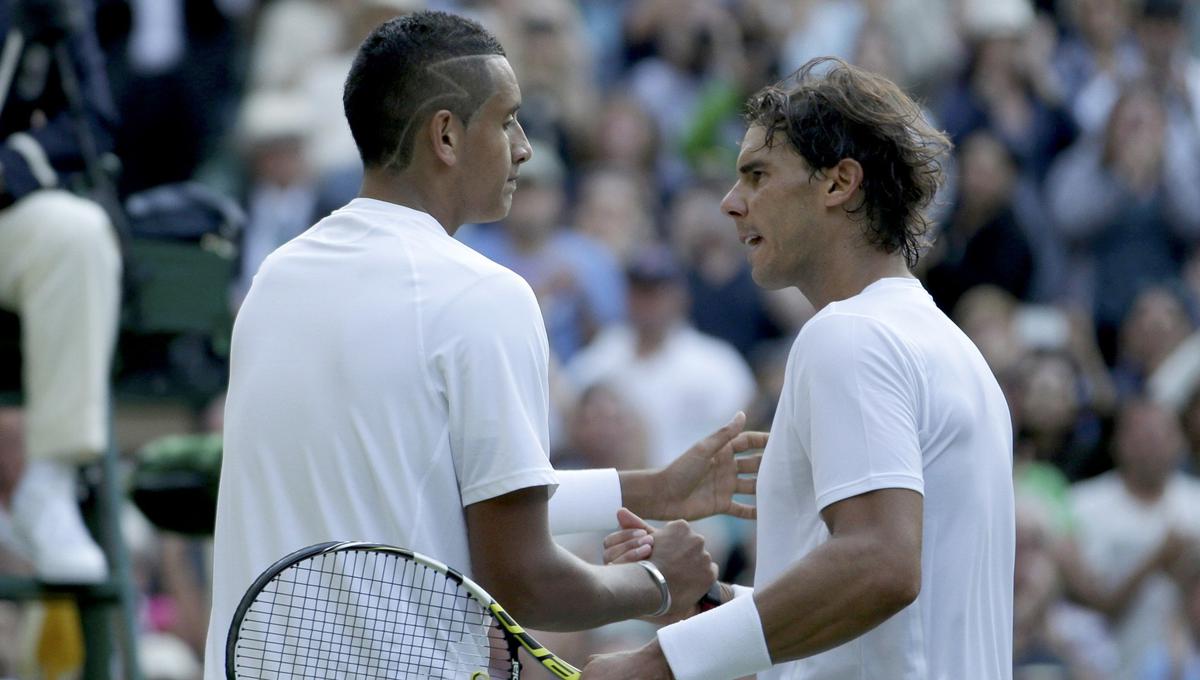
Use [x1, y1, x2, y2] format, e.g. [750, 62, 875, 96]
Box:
[203, 11, 763, 678]
[586, 58, 1015, 680]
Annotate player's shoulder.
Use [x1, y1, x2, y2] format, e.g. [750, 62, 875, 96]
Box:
[435, 253, 540, 329]
[797, 306, 902, 352]
[416, 224, 534, 298]
[793, 304, 930, 389]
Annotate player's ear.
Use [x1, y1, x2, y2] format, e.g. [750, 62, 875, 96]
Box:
[428, 109, 462, 167]
[824, 158, 864, 209]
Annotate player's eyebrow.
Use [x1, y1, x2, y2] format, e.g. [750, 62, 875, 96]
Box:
[738, 159, 767, 176]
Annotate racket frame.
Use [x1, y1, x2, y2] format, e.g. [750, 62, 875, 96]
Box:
[226, 540, 582, 680]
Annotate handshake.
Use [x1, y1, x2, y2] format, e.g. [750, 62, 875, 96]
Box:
[603, 507, 729, 622]
[592, 414, 764, 622]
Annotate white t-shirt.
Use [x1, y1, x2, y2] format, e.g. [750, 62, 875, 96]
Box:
[567, 324, 756, 468]
[661, 277, 1015, 680]
[1070, 472, 1200, 676]
[203, 199, 563, 678]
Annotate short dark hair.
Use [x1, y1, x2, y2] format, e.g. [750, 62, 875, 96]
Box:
[343, 11, 506, 171]
[744, 57, 951, 269]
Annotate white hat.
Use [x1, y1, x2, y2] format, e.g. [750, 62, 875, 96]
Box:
[237, 90, 313, 146]
[962, 0, 1035, 37]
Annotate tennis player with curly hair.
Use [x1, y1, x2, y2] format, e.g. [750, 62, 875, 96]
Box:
[585, 58, 1015, 680]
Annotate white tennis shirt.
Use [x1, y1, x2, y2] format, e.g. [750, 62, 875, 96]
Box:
[203, 199, 594, 678]
[660, 277, 1014, 680]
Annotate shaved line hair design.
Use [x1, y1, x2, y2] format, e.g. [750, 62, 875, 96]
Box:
[343, 11, 506, 172]
[380, 55, 499, 171]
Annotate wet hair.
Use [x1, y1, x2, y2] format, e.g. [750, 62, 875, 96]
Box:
[343, 10, 506, 171]
[744, 56, 951, 269]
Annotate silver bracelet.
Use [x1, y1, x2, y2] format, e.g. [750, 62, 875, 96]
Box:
[637, 560, 671, 617]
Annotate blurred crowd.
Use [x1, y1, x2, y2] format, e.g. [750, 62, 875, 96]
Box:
[3, 0, 1200, 678]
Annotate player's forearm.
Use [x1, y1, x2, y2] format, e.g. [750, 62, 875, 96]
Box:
[483, 543, 661, 631]
[755, 533, 919, 662]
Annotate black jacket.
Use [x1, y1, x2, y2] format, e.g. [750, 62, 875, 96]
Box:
[0, 0, 117, 207]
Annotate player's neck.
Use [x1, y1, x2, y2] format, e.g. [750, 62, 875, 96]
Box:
[804, 247, 912, 311]
[359, 166, 463, 235]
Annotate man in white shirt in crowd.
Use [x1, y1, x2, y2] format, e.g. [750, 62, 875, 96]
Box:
[204, 11, 761, 677]
[1070, 399, 1200, 677]
[584, 56, 1015, 680]
[568, 246, 756, 470]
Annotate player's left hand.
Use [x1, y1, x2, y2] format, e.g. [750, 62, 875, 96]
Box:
[652, 411, 765, 521]
[603, 508, 657, 564]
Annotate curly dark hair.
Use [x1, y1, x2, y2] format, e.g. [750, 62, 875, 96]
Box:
[343, 11, 506, 171]
[744, 57, 951, 269]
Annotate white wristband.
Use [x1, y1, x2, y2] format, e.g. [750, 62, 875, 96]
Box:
[657, 592, 772, 680]
[547, 468, 621, 535]
[637, 560, 671, 617]
[730, 583, 754, 599]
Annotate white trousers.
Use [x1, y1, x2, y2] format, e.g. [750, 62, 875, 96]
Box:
[0, 190, 120, 462]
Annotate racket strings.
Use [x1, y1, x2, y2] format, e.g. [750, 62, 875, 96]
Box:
[233, 549, 515, 679]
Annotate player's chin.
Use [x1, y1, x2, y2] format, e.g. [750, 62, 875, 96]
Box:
[749, 265, 784, 291]
[477, 198, 513, 224]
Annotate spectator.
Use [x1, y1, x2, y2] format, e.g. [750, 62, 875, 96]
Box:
[1070, 399, 1200, 677]
[552, 382, 648, 473]
[1047, 86, 1200, 349]
[1114, 286, 1195, 397]
[292, 0, 424, 179]
[1012, 490, 1129, 680]
[626, 0, 749, 191]
[0, 0, 121, 583]
[500, 0, 596, 156]
[1014, 349, 1107, 481]
[1012, 500, 1077, 679]
[846, 0, 963, 94]
[925, 131, 1036, 314]
[580, 93, 661, 185]
[245, 1, 344, 92]
[1054, 0, 1138, 134]
[678, 1, 782, 179]
[1133, 0, 1200, 137]
[953, 285, 1027, 379]
[567, 246, 756, 469]
[107, 0, 251, 194]
[572, 165, 655, 265]
[1138, 552, 1200, 680]
[231, 90, 318, 306]
[669, 184, 783, 359]
[744, 338, 791, 432]
[938, 0, 1076, 181]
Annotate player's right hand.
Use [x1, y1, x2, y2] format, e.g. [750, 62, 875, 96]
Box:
[648, 518, 718, 617]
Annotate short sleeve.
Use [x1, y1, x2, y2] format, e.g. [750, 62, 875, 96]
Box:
[433, 271, 558, 506]
[793, 313, 924, 511]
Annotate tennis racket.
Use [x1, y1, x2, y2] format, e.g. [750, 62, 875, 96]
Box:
[226, 540, 580, 680]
